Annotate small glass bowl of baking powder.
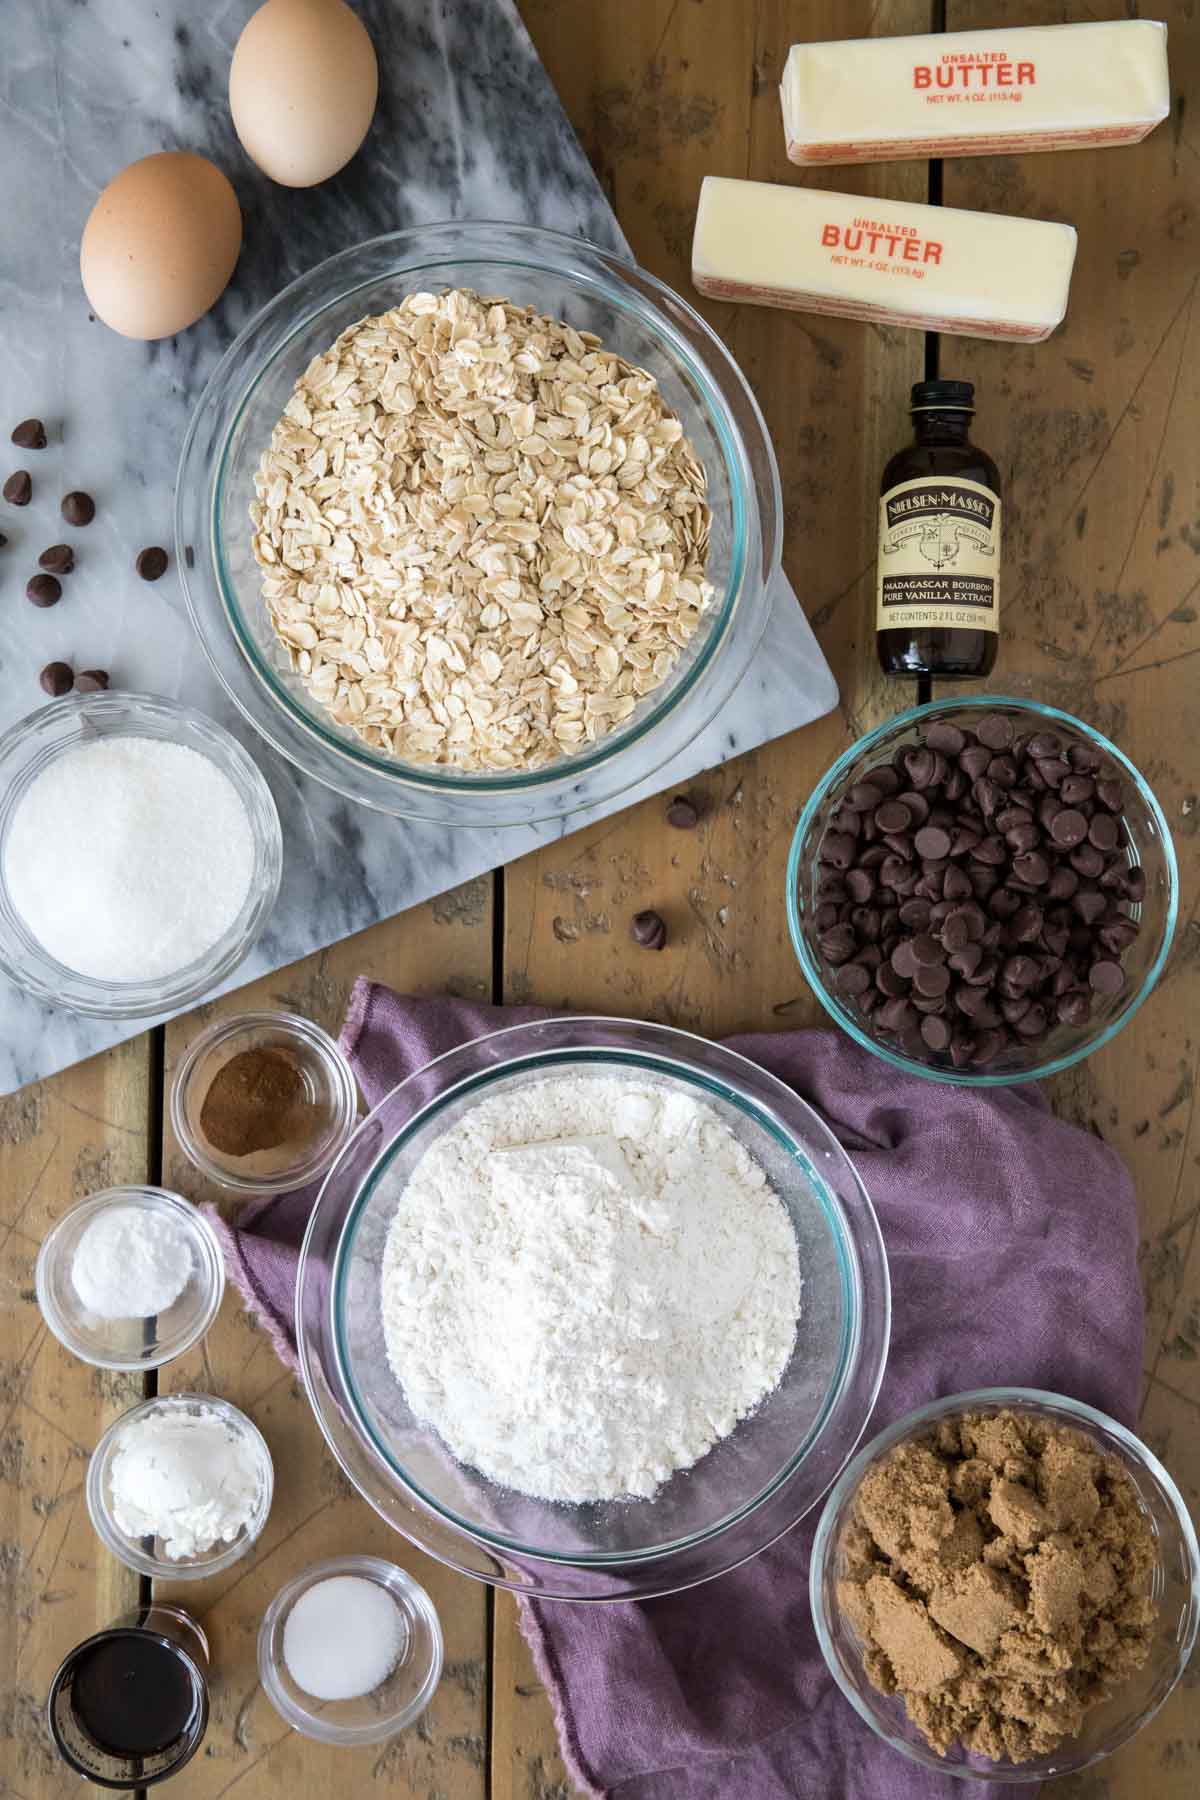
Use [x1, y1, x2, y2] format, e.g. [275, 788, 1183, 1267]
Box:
[87, 1393, 274, 1580]
[36, 1187, 225, 1371]
[170, 1010, 359, 1193]
[257, 1555, 443, 1745]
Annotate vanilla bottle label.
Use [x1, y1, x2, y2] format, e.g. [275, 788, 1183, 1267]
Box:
[876, 475, 1000, 634]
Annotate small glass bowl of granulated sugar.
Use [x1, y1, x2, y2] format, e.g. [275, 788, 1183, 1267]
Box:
[0, 691, 282, 1018]
[36, 1186, 225, 1371]
[258, 1555, 443, 1745]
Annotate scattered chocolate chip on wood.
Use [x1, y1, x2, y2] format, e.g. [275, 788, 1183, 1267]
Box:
[39, 661, 74, 697]
[135, 545, 169, 581]
[4, 470, 33, 506]
[61, 490, 95, 526]
[813, 713, 1146, 1070]
[26, 573, 62, 608]
[11, 418, 47, 450]
[75, 669, 110, 692]
[666, 795, 699, 830]
[38, 543, 75, 575]
[631, 909, 668, 950]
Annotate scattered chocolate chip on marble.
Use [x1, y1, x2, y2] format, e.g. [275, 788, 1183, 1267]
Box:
[26, 573, 62, 608]
[74, 669, 110, 692]
[11, 418, 47, 450]
[4, 470, 33, 506]
[39, 661, 74, 697]
[631, 909, 667, 950]
[666, 795, 699, 830]
[38, 544, 75, 575]
[135, 545, 169, 581]
[61, 490, 95, 526]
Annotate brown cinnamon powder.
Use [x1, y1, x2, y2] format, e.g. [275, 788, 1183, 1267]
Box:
[838, 1409, 1158, 1763]
[198, 1047, 314, 1159]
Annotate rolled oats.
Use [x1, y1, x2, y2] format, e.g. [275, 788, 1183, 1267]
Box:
[250, 288, 714, 772]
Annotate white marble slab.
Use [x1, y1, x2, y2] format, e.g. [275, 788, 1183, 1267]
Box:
[0, 0, 836, 1093]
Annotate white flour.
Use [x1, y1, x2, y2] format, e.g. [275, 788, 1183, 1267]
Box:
[379, 1075, 802, 1502]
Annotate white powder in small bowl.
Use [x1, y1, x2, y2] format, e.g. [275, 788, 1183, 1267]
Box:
[72, 1203, 193, 1319]
[283, 1576, 405, 1701]
[109, 1406, 264, 1559]
[4, 736, 255, 982]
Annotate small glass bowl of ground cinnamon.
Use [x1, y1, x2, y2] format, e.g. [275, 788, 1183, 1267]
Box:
[810, 1389, 1199, 1783]
[170, 1012, 358, 1193]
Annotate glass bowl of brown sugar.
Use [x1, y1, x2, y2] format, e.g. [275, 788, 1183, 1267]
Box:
[170, 1011, 359, 1193]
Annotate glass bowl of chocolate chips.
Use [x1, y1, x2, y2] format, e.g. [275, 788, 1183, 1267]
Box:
[787, 698, 1177, 1084]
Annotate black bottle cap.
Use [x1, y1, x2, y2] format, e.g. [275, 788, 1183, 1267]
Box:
[910, 378, 975, 413]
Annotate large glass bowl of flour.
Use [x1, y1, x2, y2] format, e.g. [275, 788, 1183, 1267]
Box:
[297, 1017, 890, 1601]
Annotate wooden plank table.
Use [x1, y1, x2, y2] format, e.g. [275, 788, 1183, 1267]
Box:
[3, 3, 1197, 1796]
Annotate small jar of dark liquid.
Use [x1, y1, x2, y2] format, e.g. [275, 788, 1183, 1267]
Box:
[876, 378, 1001, 679]
[47, 1604, 209, 1788]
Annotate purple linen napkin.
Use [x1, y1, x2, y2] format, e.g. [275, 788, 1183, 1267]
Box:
[208, 981, 1142, 1800]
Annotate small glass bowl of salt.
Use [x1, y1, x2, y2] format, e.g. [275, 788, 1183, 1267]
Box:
[258, 1556, 443, 1745]
[36, 1186, 225, 1370]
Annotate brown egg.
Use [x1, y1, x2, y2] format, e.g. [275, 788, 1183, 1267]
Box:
[80, 152, 242, 340]
[230, 0, 378, 189]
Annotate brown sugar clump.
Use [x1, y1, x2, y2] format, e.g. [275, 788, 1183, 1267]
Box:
[838, 1409, 1159, 1764]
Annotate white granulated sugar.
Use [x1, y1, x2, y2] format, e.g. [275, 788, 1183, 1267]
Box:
[4, 737, 255, 982]
[379, 1075, 802, 1503]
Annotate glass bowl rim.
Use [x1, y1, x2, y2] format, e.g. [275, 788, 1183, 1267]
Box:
[786, 695, 1179, 1087]
[176, 220, 782, 823]
[0, 691, 283, 1019]
[36, 1185, 226, 1371]
[169, 1009, 359, 1194]
[86, 1391, 274, 1580]
[256, 1552, 444, 1744]
[809, 1384, 1200, 1784]
[300, 1014, 891, 1578]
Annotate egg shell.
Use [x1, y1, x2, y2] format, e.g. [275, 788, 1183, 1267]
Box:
[81, 152, 242, 341]
[230, 0, 379, 189]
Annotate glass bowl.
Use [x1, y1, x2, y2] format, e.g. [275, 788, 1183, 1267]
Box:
[0, 692, 283, 1019]
[87, 1392, 274, 1580]
[36, 1187, 225, 1370]
[297, 1016, 890, 1601]
[257, 1555, 443, 1745]
[170, 1010, 359, 1194]
[786, 697, 1177, 1085]
[175, 220, 782, 826]
[810, 1388, 1200, 1784]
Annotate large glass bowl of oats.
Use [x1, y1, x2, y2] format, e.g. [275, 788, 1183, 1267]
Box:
[176, 222, 782, 824]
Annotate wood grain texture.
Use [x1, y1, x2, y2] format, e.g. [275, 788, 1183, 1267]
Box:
[0, 1039, 149, 1798]
[155, 891, 492, 1800]
[939, 5, 1200, 1793]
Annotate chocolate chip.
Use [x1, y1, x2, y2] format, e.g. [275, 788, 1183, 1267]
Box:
[666, 795, 699, 829]
[821, 831, 858, 870]
[61, 490, 95, 526]
[38, 543, 75, 575]
[1089, 959, 1125, 995]
[1011, 850, 1050, 887]
[136, 545, 169, 582]
[1088, 812, 1120, 852]
[1123, 867, 1146, 904]
[4, 470, 32, 506]
[39, 660, 73, 697]
[920, 1014, 952, 1051]
[11, 418, 47, 450]
[877, 997, 916, 1033]
[1096, 778, 1124, 812]
[1060, 775, 1094, 805]
[874, 799, 913, 835]
[819, 923, 857, 966]
[925, 721, 966, 755]
[913, 825, 951, 860]
[26, 573, 61, 607]
[903, 747, 937, 790]
[75, 669, 110, 692]
[1069, 843, 1105, 879]
[1073, 889, 1107, 925]
[1056, 991, 1091, 1026]
[845, 868, 875, 904]
[847, 781, 885, 811]
[976, 713, 1014, 751]
[914, 963, 950, 998]
[836, 962, 872, 997]
[1048, 808, 1087, 847]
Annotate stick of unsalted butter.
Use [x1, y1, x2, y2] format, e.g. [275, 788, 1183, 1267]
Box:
[691, 177, 1077, 345]
[781, 20, 1169, 166]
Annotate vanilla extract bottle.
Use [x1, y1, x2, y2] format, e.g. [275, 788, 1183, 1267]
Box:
[876, 379, 1000, 679]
